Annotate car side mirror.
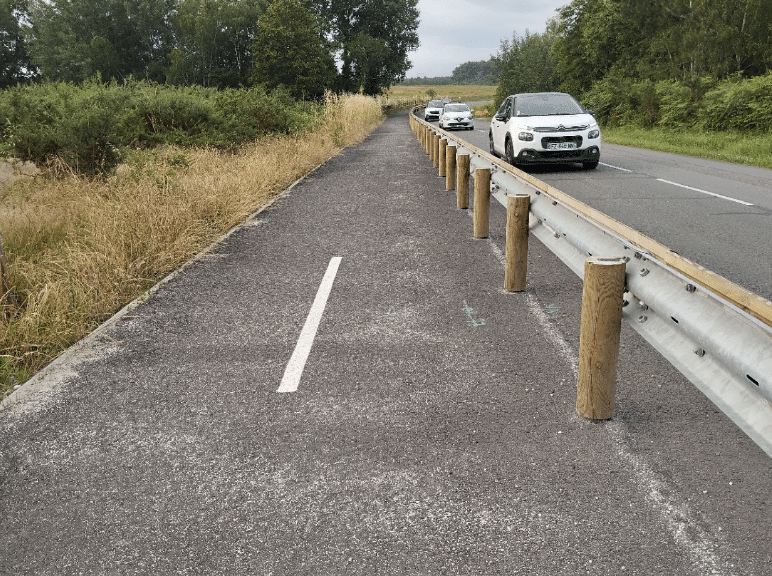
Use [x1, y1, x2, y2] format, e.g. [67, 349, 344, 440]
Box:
[586, 109, 595, 116]
[494, 113, 506, 121]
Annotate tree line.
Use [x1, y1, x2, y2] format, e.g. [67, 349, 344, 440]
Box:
[400, 59, 499, 86]
[0, 0, 419, 97]
[494, 0, 772, 129]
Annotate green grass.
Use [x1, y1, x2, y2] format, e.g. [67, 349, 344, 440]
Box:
[601, 126, 772, 169]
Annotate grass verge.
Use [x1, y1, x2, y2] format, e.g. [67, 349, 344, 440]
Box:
[601, 126, 772, 169]
[0, 93, 384, 398]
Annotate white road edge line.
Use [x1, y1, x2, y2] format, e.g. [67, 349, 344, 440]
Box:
[599, 162, 633, 172]
[657, 178, 754, 206]
[277, 257, 342, 393]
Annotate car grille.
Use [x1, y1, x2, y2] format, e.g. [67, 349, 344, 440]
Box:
[533, 125, 588, 132]
[541, 135, 583, 148]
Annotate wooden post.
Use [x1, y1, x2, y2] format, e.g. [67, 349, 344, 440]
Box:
[439, 139, 447, 177]
[457, 154, 470, 209]
[577, 257, 627, 420]
[473, 168, 490, 238]
[505, 194, 530, 292]
[433, 133, 440, 168]
[446, 145, 456, 191]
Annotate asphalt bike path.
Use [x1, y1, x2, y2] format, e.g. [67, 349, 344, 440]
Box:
[1, 111, 770, 575]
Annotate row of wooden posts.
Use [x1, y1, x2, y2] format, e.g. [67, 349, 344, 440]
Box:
[410, 115, 627, 421]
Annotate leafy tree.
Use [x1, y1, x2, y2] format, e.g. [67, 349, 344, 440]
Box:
[0, 0, 34, 86]
[452, 59, 498, 85]
[495, 29, 558, 106]
[251, 0, 335, 99]
[315, 0, 420, 95]
[168, 0, 267, 88]
[26, 0, 176, 82]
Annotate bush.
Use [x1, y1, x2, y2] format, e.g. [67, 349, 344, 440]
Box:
[0, 80, 325, 175]
[701, 73, 772, 131]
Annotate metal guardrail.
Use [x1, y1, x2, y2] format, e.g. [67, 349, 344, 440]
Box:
[410, 106, 772, 458]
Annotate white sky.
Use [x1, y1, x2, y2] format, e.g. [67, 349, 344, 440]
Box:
[407, 0, 569, 78]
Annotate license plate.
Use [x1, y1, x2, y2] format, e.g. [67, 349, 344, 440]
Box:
[548, 142, 577, 150]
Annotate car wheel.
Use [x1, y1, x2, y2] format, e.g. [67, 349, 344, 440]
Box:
[489, 132, 497, 157]
[583, 161, 599, 170]
[505, 138, 517, 166]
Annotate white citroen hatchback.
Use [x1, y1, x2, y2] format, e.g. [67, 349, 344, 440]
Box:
[489, 92, 601, 169]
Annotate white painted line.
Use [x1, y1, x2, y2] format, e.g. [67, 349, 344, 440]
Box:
[657, 178, 754, 206]
[277, 257, 342, 393]
[600, 162, 632, 172]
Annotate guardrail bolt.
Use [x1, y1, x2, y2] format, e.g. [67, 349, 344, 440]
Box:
[640, 268, 650, 277]
[686, 284, 697, 293]
[694, 348, 706, 357]
[577, 256, 627, 421]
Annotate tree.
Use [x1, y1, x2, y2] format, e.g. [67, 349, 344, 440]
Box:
[452, 59, 498, 85]
[168, 0, 267, 88]
[26, 0, 176, 82]
[0, 0, 34, 86]
[315, 0, 420, 95]
[495, 29, 558, 106]
[251, 0, 336, 99]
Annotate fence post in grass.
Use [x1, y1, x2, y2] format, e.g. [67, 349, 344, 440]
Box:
[577, 257, 627, 420]
[446, 145, 456, 191]
[439, 139, 447, 177]
[505, 194, 530, 292]
[473, 168, 491, 238]
[457, 154, 470, 209]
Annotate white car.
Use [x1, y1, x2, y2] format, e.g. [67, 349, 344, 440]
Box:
[424, 99, 444, 121]
[439, 103, 475, 131]
[489, 92, 601, 169]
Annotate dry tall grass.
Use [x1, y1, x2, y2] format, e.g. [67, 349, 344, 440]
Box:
[0, 93, 384, 395]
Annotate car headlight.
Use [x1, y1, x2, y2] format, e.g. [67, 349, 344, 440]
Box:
[588, 129, 600, 139]
[518, 132, 534, 142]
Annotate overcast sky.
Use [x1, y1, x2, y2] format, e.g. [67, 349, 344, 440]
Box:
[406, 0, 569, 78]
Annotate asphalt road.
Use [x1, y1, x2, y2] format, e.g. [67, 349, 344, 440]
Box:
[1, 111, 771, 575]
[455, 118, 772, 302]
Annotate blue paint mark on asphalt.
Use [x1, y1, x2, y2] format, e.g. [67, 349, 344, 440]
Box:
[462, 300, 486, 328]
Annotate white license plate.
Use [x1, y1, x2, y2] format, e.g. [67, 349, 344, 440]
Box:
[548, 142, 577, 150]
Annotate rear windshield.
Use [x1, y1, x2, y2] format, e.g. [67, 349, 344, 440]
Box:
[516, 94, 584, 116]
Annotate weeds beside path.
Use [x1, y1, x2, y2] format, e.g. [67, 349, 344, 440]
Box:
[0, 94, 384, 397]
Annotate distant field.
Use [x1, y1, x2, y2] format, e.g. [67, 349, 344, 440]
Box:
[387, 84, 496, 103]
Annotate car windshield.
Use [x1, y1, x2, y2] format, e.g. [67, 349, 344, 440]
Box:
[444, 105, 469, 112]
[428, 100, 442, 107]
[515, 94, 584, 116]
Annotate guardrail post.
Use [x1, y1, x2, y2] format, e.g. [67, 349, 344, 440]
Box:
[473, 168, 490, 238]
[422, 126, 428, 153]
[505, 194, 530, 291]
[446, 145, 456, 191]
[457, 154, 470, 209]
[577, 256, 627, 420]
[433, 133, 440, 168]
[429, 131, 436, 164]
[439, 139, 447, 177]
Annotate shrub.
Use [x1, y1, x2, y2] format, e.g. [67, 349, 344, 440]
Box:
[0, 80, 325, 175]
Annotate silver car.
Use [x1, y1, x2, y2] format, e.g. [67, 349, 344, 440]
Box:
[424, 99, 443, 121]
[439, 103, 475, 131]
